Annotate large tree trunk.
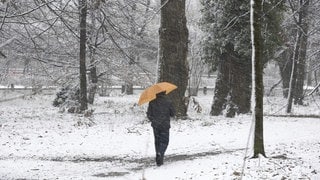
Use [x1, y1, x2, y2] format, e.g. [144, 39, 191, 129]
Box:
[251, 0, 266, 158]
[158, 0, 189, 119]
[79, 0, 88, 111]
[210, 43, 251, 117]
[210, 49, 231, 116]
[230, 55, 251, 115]
[278, 50, 293, 98]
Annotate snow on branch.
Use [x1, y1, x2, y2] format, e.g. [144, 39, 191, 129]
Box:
[0, 37, 16, 58]
[0, 37, 16, 49]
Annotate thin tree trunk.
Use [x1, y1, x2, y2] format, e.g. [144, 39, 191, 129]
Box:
[294, 0, 310, 105]
[79, 0, 88, 111]
[287, 31, 300, 113]
[315, 70, 318, 90]
[287, 0, 308, 113]
[88, 7, 98, 105]
[158, 0, 189, 119]
[88, 46, 98, 104]
[124, 3, 137, 95]
[188, 38, 205, 96]
[251, 0, 266, 158]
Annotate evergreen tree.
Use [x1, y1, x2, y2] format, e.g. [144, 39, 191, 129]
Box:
[199, 0, 285, 117]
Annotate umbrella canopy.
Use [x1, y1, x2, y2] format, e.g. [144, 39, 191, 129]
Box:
[138, 82, 177, 106]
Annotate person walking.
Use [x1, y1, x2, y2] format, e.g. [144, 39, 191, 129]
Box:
[147, 91, 175, 166]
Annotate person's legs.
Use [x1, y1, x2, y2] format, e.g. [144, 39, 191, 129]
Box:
[153, 128, 170, 166]
[153, 128, 160, 154]
[157, 129, 169, 166]
[158, 129, 169, 156]
[153, 128, 161, 166]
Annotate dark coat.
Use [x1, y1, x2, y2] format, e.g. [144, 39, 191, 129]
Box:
[147, 92, 175, 130]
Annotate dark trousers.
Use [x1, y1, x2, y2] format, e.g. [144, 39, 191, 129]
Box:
[153, 127, 169, 156]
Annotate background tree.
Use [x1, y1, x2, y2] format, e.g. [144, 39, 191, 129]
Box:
[186, 1, 205, 96]
[200, 0, 252, 117]
[0, 0, 158, 106]
[97, 0, 158, 94]
[158, 0, 189, 119]
[307, 0, 320, 93]
[199, 0, 285, 117]
[275, 0, 320, 102]
[86, 2, 100, 104]
[286, 0, 310, 113]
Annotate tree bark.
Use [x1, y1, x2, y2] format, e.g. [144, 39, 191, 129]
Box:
[79, 0, 88, 111]
[230, 53, 251, 115]
[88, 45, 98, 104]
[210, 43, 251, 117]
[251, 0, 266, 158]
[210, 50, 231, 116]
[87, 7, 98, 105]
[278, 50, 293, 98]
[158, 0, 189, 119]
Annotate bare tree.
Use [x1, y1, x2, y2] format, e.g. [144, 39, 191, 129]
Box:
[287, 0, 310, 113]
[87, 2, 104, 104]
[186, 1, 205, 96]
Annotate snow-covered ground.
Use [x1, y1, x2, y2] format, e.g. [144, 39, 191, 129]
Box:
[0, 91, 319, 179]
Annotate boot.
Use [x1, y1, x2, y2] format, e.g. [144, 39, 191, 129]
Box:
[156, 153, 163, 166]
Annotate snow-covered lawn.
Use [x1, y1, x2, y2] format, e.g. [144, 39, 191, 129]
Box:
[0, 92, 319, 179]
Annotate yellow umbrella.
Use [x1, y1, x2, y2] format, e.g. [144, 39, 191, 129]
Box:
[138, 82, 177, 106]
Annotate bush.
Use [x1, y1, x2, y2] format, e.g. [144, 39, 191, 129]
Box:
[53, 85, 80, 108]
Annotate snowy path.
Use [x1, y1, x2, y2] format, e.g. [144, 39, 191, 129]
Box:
[0, 94, 320, 179]
[0, 147, 243, 179]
